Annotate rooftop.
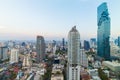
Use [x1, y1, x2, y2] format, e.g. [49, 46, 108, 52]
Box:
[70, 26, 78, 32]
[103, 61, 120, 67]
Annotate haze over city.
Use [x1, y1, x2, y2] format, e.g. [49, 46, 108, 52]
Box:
[0, 0, 120, 40]
[1, 1, 120, 80]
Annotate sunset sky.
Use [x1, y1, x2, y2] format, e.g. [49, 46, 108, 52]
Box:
[0, 0, 120, 40]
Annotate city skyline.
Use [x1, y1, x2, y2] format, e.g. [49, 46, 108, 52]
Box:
[0, 0, 120, 40]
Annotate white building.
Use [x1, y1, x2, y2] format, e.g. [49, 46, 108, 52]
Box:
[94, 61, 101, 68]
[51, 64, 64, 80]
[22, 54, 31, 69]
[110, 41, 120, 56]
[10, 48, 19, 64]
[88, 69, 101, 80]
[67, 26, 81, 80]
[51, 74, 64, 80]
[80, 49, 88, 67]
[102, 61, 120, 72]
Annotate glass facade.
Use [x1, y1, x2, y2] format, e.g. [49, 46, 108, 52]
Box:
[97, 2, 111, 60]
[36, 36, 45, 62]
[118, 36, 120, 47]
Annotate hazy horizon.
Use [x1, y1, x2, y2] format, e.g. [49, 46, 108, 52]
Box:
[0, 0, 120, 40]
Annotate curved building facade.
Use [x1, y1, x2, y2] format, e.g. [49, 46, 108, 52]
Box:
[97, 2, 111, 60]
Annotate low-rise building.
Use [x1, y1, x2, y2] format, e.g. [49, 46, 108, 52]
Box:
[102, 61, 120, 72]
[87, 69, 101, 80]
[51, 74, 64, 80]
[51, 64, 64, 80]
[80, 70, 91, 80]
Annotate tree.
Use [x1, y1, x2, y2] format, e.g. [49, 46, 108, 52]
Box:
[98, 68, 109, 80]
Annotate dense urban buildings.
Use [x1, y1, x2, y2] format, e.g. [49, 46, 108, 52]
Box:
[67, 26, 81, 80]
[0, 1, 120, 80]
[36, 36, 45, 63]
[97, 2, 111, 60]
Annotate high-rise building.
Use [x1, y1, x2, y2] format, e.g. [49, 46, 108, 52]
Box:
[62, 38, 65, 50]
[97, 2, 111, 60]
[84, 40, 90, 51]
[90, 38, 96, 48]
[10, 48, 19, 64]
[67, 26, 80, 80]
[80, 49, 88, 68]
[118, 36, 120, 47]
[36, 36, 45, 63]
[114, 39, 118, 45]
[0, 46, 8, 61]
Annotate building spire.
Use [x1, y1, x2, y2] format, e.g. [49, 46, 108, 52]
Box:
[70, 25, 77, 32]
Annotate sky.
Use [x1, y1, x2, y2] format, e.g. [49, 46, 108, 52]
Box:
[0, 0, 120, 40]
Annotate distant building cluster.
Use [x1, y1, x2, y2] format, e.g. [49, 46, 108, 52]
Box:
[0, 2, 120, 80]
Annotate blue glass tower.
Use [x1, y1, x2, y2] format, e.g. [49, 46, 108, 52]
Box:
[97, 2, 111, 60]
[84, 40, 90, 51]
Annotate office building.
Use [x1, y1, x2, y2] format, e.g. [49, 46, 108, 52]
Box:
[36, 36, 45, 63]
[62, 38, 65, 50]
[97, 2, 111, 60]
[80, 49, 88, 68]
[84, 40, 90, 51]
[10, 48, 19, 64]
[67, 26, 80, 80]
[110, 41, 120, 56]
[90, 38, 96, 48]
[118, 36, 120, 47]
[0, 46, 8, 61]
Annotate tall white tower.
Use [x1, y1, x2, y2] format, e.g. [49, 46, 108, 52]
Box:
[10, 48, 19, 64]
[67, 26, 80, 80]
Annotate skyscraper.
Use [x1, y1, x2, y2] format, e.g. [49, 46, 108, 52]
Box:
[90, 38, 96, 48]
[62, 38, 65, 50]
[80, 49, 88, 68]
[84, 40, 90, 51]
[36, 36, 45, 63]
[118, 36, 120, 47]
[97, 2, 111, 60]
[0, 46, 8, 61]
[67, 26, 80, 80]
[10, 48, 19, 64]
